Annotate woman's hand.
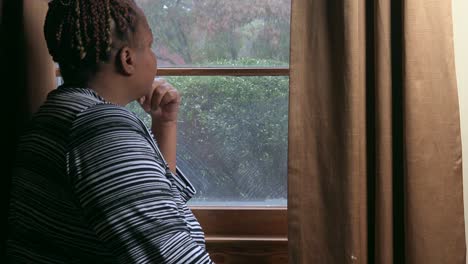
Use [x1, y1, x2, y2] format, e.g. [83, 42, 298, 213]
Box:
[138, 78, 181, 125]
[138, 78, 180, 172]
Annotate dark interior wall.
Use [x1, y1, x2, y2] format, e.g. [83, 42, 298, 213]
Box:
[0, 0, 28, 260]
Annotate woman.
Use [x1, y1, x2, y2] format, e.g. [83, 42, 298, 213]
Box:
[7, 0, 213, 263]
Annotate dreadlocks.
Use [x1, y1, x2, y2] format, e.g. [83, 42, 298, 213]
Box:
[44, 0, 140, 85]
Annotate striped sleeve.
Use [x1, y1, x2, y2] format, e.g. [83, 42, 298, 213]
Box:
[66, 104, 213, 264]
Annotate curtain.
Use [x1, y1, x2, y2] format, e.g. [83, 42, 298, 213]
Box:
[0, 0, 54, 258]
[288, 0, 466, 263]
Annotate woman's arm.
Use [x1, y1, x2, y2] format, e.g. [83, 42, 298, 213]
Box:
[140, 78, 181, 173]
[152, 120, 177, 173]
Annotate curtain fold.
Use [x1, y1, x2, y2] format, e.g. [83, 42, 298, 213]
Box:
[288, 0, 465, 263]
[402, 1, 464, 263]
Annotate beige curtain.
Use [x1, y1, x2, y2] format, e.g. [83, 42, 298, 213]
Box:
[288, 0, 465, 263]
[1, 0, 54, 258]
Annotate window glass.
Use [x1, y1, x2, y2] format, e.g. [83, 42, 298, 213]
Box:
[127, 76, 288, 206]
[135, 0, 291, 67]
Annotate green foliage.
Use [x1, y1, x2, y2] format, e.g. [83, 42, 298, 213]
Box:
[197, 57, 288, 67]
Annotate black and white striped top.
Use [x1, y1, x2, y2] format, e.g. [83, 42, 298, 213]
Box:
[7, 86, 213, 263]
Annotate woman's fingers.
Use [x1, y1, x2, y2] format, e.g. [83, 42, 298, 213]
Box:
[138, 78, 166, 111]
[159, 88, 181, 108]
[150, 81, 172, 111]
[138, 78, 181, 117]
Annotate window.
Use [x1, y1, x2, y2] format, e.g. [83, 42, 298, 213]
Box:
[131, 0, 291, 207]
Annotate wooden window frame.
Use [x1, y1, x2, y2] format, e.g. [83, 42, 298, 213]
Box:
[56, 67, 289, 77]
[191, 206, 288, 263]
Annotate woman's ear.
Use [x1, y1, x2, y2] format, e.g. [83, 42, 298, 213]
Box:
[116, 46, 135, 75]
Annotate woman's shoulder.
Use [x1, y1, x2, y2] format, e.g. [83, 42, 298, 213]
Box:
[73, 103, 142, 129]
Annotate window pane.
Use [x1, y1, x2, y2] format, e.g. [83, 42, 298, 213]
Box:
[127, 76, 288, 206]
[135, 0, 291, 67]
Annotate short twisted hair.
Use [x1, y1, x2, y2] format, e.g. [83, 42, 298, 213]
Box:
[44, 0, 140, 85]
